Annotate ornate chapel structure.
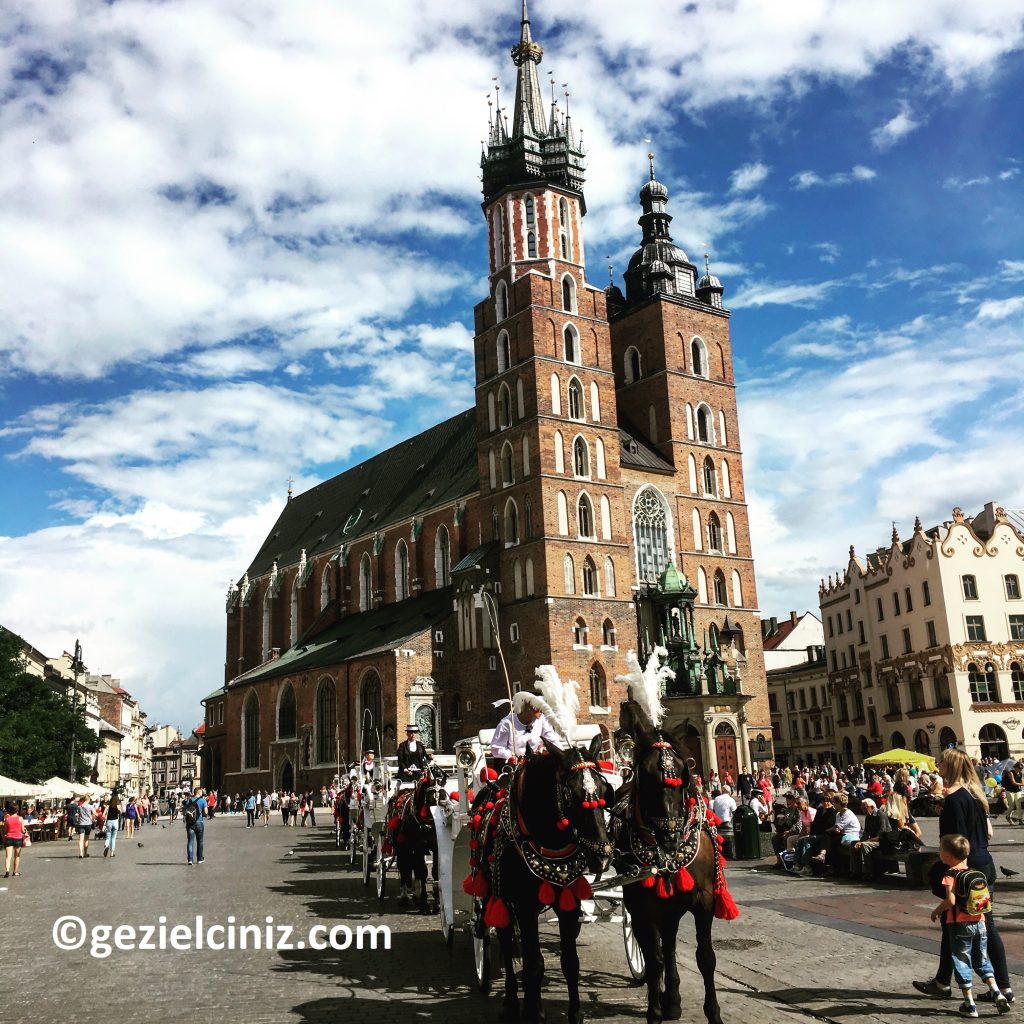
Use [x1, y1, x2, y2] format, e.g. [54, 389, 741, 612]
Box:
[205, 2, 771, 797]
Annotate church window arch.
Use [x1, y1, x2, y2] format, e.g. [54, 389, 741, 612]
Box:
[708, 512, 723, 552]
[495, 279, 508, 322]
[561, 274, 577, 313]
[496, 330, 511, 373]
[731, 569, 743, 607]
[277, 682, 296, 739]
[564, 324, 580, 364]
[320, 567, 332, 611]
[702, 456, 717, 496]
[435, 525, 451, 587]
[498, 382, 512, 429]
[554, 430, 565, 473]
[578, 492, 595, 538]
[525, 557, 536, 596]
[582, 556, 599, 596]
[567, 377, 585, 420]
[604, 557, 616, 597]
[550, 373, 562, 415]
[602, 618, 616, 647]
[527, 231, 537, 258]
[692, 507, 703, 551]
[600, 495, 612, 539]
[573, 615, 587, 645]
[572, 435, 590, 478]
[501, 441, 515, 486]
[625, 346, 642, 383]
[359, 552, 373, 611]
[559, 197, 571, 260]
[358, 670, 383, 755]
[595, 437, 607, 479]
[695, 403, 715, 444]
[726, 511, 737, 554]
[713, 569, 728, 605]
[524, 195, 537, 258]
[315, 678, 337, 764]
[504, 498, 519, 546]
[557, 491, 569, 535]
[691, 336, 708, 378]
[697, 566, 709, 604]
[395, 539, 410, 601]
[633, 486, 673, 583]
[564, 554, 576, 594]
[589, 663, 607, 707]
[242, 690, 260, 770]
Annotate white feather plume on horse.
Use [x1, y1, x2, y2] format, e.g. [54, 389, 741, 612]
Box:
[518, 664, 579, 746]
[616, 647, 674, 729]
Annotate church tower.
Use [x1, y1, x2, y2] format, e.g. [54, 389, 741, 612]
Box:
[470, 1, 633, 709]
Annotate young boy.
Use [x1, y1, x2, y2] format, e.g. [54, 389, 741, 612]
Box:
[930, 834, 1010, 1018]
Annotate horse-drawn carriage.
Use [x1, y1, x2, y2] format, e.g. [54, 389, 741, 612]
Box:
[346, 756, 393, 887]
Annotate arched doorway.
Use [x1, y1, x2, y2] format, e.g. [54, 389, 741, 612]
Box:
[891, 730, 906, 750]
[714, 722, 738, 781]
[914, 729, 931, 755]
[679, 723, 704, 780]
[979, 724, 1009, 761]
[939, 727, 958, 750]
[280, 759, 294, 794]
[858, 735, 870, 761]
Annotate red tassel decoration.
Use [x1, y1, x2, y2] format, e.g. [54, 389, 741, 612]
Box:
[462, 874, 475, 895]
[675, 866, 695, 892]
[472, 874, 490, 898]
[469, 840, 478, 851]
[485, 802, 495, 810]
[656, 876, 674, 899]
[472, 814, 482, 829]
[571, 875, 593, 900]
[420, 807, 428, 819]
[642, 876, 656, 888]
[558, 886, 578, 911]
[537, 880, 557, 906]
[467, 788, 475, 802]
[484, 896, 510, 928]
[557, 817, 570, 830]
[714, 887, 740, 921]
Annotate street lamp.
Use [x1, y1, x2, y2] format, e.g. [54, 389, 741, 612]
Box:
[68, 639, 83, 782]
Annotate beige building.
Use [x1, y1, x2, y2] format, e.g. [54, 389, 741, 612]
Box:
[763, 611, 833, 767]
[820, 502, 1024, 765]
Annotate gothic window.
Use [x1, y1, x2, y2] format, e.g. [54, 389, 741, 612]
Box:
[687, 454, 698, 493]
[633, 486, 670, 583]
[562, 275, 576, 313]
[504, 499, 519, 546]
[625, 346, 641, 383]
[495, 206, 507, 267]
[564, 554, 576, 594]
[573, 435, 590, 477]
[691, 337, 708, 378]
[692, 507, 702, 551]
[359, 670, 382, 755]
[568, 377, 584, 419]
[435, 525, 451, 587]
[290, 578, 299, 646]
[524, 196, 537, 257]
[713, 569, 728, 606]
[524, 497, 533, 538]
[278, 683, 296, 739]
[582, 556, 598, 596]
[702, 456, 717, 496]
[573, 615, 587, 645]
[498, 382, 513, 429]
[559, 197, 570, 259]
[604, 557, 616, 597]
[525, 557, 535, 595]
[497, 331, 511, 373]
[316, 679, 337, 764]
[527, 232, 537, 258]
[578, 493, 595, 538]
[589, 663, 607, 707]
[564, 325, 580, 364]
[243, 691, 259, 770]
[501, 441, 515, 486]
[395, 539, 410, 601]
[320, 568, 331, 611]
[359, 552, 372, 611]
[487, 392, 496, 432]
[708, 512, 723, 552]
[602, 618, 616, 647]
[495, 279, 508, 321]
[696, 404, 713, 443]
[262, 590, 272, 661]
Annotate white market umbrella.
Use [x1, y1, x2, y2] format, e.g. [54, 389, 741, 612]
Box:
[0, 774, 43, 799]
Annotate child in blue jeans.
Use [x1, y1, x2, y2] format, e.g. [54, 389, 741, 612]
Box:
[930, 834, 1009, 1018]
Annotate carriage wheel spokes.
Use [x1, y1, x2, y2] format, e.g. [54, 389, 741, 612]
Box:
[363, 829, 372, 887]
[622, 906, 645, 981]
[473, 898, 492, 994]
[376, 833, 387, 901]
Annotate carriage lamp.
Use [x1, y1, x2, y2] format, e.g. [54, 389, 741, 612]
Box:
[617, 738, 635, 764]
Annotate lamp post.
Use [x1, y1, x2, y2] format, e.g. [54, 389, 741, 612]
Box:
[67, 639, 83, 782]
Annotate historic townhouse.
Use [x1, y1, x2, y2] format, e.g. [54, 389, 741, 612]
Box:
[820, 502, 1024, 764]
[217, 3, 770, 795]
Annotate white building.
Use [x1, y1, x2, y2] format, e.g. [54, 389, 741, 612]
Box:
[820, 502, 1024, 764]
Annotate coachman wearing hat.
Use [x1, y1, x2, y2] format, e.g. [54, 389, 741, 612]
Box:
[397, 725, 430, 782]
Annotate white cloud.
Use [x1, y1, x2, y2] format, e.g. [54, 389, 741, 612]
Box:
[974, 296, 1024, 322]
[814, 242, 841, 264]
[791, 165, 877, 190]
[729, 280, 838, 308]
[729, 162, 770, 193]
[870, 103, 920, 149]
[1000, 260, 1024, 280]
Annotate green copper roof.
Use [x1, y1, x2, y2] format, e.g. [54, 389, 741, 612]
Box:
[658, 562, 688, 593]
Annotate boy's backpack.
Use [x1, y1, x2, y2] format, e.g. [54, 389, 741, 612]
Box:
[953, 868, 992, 917]
[183, 800, 199, 827]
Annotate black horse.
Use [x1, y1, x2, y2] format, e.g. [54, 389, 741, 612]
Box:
[615, 718, 738, 1024]
[464, 737, 614, 1024]
[385, 762, 448, 912]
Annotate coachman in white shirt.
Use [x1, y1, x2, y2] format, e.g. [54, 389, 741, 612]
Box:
[489, 691, 567, 764]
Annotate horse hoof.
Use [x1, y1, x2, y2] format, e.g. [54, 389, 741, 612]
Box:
[660, 1002, 681, 1021]
[498, 997, 520, 1023]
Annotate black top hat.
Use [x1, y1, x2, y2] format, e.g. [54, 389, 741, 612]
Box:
[363, 749, 376, 756]
[405, 724, 419, 732]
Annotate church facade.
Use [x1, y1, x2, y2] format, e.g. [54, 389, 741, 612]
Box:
[211, 4, 771, 797]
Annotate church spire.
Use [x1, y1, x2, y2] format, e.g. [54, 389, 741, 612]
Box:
[511, 0, 546, 139]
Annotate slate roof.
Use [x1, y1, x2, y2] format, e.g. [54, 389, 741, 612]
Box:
[231, 589, 452, 686]
[452, 542, 499, 574]
[617, 424, 675, 474]
[244, 409, 479, 580]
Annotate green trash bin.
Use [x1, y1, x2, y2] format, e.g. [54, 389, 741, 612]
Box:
[731, 804, 760, 859]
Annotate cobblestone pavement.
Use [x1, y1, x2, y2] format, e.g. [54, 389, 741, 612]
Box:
[3, 812, 1024, 1024]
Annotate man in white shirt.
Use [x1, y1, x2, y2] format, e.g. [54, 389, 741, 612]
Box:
[712, 785, 737, 827]
[489, 691, 566, 763]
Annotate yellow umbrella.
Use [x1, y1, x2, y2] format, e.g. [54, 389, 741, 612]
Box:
[863, 748, 937, 772]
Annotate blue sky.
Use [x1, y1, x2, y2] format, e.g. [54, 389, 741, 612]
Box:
[1, 0, 1022, 730]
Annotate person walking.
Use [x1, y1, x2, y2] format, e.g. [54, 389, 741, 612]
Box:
[124, 797, 138, 838]
[304, 791, 317, 827]
[75, 797, 95, 858]
[244, 791, 256, 828]
[2, 801, 26, 878]
[914, 748, 1013, 1006]
[261, 791, 271, 826]
[102, 795, 121, 858]
[184, 788, 207, 866]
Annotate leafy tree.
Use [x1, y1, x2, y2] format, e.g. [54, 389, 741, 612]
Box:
[0, 627, 102, 783]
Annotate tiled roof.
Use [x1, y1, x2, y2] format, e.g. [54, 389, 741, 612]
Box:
[244, 409, 479, 580]
[232, 588, 452, 686]
[762, 619, 798, 651]
[201, 686, 227, 703]
[617, 423, 674, 474]
[452, 542, 499, 574]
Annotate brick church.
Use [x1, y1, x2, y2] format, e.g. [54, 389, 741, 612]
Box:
[207, 2, 771, 797]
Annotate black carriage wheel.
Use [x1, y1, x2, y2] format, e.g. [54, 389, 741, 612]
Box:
[363, 833, 372, 887]
[474, 929, 491, 993]
[622, 906, 645, 981]
[376, 834, 387, 901]
[440, 893, 454, 946]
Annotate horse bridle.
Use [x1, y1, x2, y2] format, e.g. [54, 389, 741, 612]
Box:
[639, 739, 691, 833]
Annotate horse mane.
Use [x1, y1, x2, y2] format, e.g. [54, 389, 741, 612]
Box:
[530, 665, 579, 745]
[616, 647, 673, 729]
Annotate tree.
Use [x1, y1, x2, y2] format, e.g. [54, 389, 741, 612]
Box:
[0, 627, 102, 783]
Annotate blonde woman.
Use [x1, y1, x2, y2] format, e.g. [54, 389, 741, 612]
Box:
[913, 748, 1012, 1005]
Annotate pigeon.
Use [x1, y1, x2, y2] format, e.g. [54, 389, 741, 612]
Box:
[137, 842, 144, 848]
[1000, 865, 1019, 878]
[161, 825, 166, 830]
